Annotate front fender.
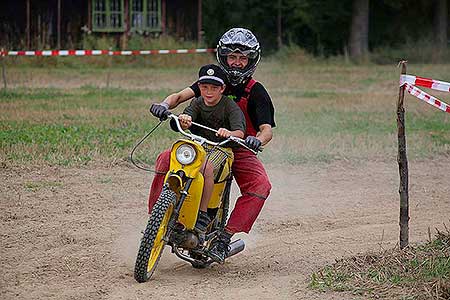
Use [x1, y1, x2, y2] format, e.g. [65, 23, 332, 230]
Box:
[163, 171, 204, 230]
[165, 173, 183, 193]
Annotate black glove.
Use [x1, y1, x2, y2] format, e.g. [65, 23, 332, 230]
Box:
[245, 136, 262, 151]
[150, 103, 169, 121]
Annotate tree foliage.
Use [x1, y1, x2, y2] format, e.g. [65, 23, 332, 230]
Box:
[202, 0, 449, 56]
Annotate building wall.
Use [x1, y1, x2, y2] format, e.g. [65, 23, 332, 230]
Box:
[0, 0, 199, 50]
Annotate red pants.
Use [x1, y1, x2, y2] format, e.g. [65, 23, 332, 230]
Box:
[147, 148, 271, 234]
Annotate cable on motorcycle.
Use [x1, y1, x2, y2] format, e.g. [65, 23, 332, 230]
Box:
[129, 121, 164, 172]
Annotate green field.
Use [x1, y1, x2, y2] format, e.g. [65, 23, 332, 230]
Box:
[1, 59, 449, 167]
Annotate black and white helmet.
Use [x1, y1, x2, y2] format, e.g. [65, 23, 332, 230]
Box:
[216, 28, 261, 86]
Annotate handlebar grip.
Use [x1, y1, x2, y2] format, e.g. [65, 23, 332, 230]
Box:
[162, 110, 171, 119]
[246, 143, 263, 153]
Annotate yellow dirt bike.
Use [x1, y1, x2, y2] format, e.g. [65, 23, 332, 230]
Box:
[133, 113, 258, 283]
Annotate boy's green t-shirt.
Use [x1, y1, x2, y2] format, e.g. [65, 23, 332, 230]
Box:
[183, 95, 246, 143]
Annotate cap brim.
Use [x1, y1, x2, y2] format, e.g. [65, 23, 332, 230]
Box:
[198, 79, 223, 86]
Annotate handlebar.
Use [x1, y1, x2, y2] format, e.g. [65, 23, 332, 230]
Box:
[166, 113, 261, 154]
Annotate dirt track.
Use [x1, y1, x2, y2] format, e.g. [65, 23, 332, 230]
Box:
[1, 160, 449, 300]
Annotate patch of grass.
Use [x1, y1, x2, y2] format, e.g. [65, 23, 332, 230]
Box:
[0, 120, 176, 166]
[310, 266, 351, 292]
[274, 89, 338, 99]
[24, 180, 63, 191]
[0, 62, 449, 166]
[0, 86, 165, 111]
[310, 227, 450, 299]
[98, 177, 112, 184]
[0, 89, 72, 102]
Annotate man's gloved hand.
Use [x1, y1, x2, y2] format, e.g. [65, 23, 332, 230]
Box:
[150, 102, 169, 121]
[245, 136, 262, 151]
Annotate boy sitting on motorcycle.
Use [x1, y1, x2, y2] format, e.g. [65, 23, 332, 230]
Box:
[175, 64, 246, 233]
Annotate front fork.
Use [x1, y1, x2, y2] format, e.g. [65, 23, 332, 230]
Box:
[219, 176, 233, 229]
[163, 177, 194, 242]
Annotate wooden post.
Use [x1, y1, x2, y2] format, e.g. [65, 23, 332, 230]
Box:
[106, 48, 112, 88]
[1, 49, 7, 90]
[57, 0, 61, 49]
[161, 0, 166, 35]
[26, 0, 31, 49]
[122, 0, 129, 50]
[88, 0, 92, 31]
[397, 60, 409, 249]
[197, 0, 202, 45]
[38, 14, 41, 48]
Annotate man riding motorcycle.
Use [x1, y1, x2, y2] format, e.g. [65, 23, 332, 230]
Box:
[149, 27, 276, 263]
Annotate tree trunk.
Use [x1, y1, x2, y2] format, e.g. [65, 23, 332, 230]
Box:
[277, 0, 282, 49]
[197, 0, 202, 45]
[57, 0, 61, 49]
[349, 0, 369, 59]
[121, 0, 129, 50]
[26, 0, 31, 49]
[434, 0, 448, 49]
[161, 0, 166, 35]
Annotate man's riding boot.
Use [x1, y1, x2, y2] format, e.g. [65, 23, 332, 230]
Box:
[208, 230, 233, 263]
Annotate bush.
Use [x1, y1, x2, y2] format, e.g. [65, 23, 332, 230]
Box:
[370, 38, 450, 65]
[270, 45, 316, 65]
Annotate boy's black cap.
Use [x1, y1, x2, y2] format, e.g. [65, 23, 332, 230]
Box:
[198, 64, 227, 86]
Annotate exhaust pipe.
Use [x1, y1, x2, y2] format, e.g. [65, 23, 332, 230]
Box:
[226, 239, 245, 258]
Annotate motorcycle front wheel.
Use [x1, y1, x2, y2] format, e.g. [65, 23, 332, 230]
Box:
[134, 188, 175, 282]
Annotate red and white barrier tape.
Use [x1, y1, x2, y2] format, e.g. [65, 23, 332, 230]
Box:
[400, 74, 450, 93]
[0, 48, 215, 57]
[404, 83, 450, 114]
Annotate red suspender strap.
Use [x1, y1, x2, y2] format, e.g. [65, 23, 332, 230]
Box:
[236, 79, 258, 137]
[242, 79, 257, 101]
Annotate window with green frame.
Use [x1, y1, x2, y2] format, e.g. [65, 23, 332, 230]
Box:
[130, 0, 161, 32]
[92, 0, 125, 32]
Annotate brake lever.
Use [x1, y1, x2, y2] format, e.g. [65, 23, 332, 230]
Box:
[229, 136, 262, 155]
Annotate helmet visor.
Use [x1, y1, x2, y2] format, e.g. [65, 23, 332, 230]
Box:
[218, 46, 259, 59]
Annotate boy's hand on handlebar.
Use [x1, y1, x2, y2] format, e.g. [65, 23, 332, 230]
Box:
[245, 136, 262, 151]
[150, 103, 169, 121]
[216, 128, 231, 138]
[178, 114, 192, 129]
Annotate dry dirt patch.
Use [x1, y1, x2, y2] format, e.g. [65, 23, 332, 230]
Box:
[1, 160, 449, 299]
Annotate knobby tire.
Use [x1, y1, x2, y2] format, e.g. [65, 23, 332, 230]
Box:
[134, 188, 176, 282]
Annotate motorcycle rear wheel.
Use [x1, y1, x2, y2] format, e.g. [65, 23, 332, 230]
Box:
[134, 188, 175, 282]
